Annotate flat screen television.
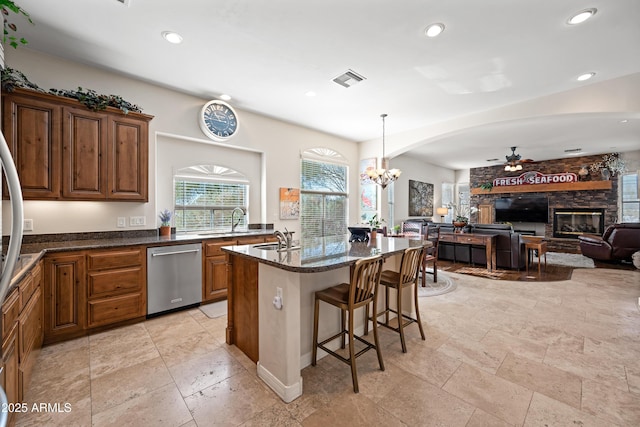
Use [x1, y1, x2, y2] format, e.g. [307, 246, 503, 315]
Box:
[495, 196, 549, 223]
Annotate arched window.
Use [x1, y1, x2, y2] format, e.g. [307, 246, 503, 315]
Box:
[174, 165, 249, 232]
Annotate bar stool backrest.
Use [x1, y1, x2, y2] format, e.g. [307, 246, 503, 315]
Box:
[350, 255, 384, 309]
[397, 246, 424, 285]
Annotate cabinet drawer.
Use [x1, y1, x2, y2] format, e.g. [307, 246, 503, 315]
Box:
[456, 235, 486, 245]
[87, 248, 143, 270]
[87, 293, 145, 328]
[87, 267, 144, 298]
[19, 287, 42, 363]
[19, 272, 37, 311]
[2, 289, 20, 339]
[205, 240, 237, 257]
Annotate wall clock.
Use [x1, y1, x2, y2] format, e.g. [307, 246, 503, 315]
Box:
[199, 100, 239, 141]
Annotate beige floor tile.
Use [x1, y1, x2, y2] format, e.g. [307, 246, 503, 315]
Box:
[443, 363, 533, 425]
[92, 383, 193, 427]
[15, 396, 92, 427]
[481, 329, 548, 363]
[581, 378, 640, 426]
[89, 329, 160, 379]
[524, 392, 614, 427]
[184, 370, 280, 426]
[437, 336, 508, 374]
[301, 393, 404, 426]
[144, 310, 207, 345]
[379, 374, 475, 426]
[155, 329, 223, 367]
[386, 344, 461, 388]
[27, 338, 90, 384]
[496, 352, 582, 408]
[465, 408, 514, 427]
[90, 356, 174, 414]
[168, 346, 246, 397]
[240, 404, 302, 426]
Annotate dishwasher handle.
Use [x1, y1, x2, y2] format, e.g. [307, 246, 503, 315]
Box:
[151, 248, 201, 257]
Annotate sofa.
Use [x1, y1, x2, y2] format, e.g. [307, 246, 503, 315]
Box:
[578, 223, 640, 262]
[403, 221, 526, 270]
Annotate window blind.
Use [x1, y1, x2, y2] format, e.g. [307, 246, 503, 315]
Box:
[174, 180, 248, 231]
[301, 158, 348, 238]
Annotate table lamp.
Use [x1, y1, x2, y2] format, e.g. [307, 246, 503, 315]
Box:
[436, 207, 449, 222]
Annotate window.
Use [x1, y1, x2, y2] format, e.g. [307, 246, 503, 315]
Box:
[173, 165, 249, 232]
[301, 148, 348, 238]
[621, 172, 639, 222]
[441, 183, 454, 222]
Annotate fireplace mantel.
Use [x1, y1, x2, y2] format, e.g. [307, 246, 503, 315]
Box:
[471, 180, 612, 195]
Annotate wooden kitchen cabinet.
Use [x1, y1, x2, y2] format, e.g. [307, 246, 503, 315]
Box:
[478, 204, 494, 224]
[86, 247, 146, 328]
[203, 239, 236, 303]
[44, 252, 86, 344]
[2, 90, 62, 199]
[1, 260, 44, 423]
[2, 88, 152, 202]
[62, 106, 109, 199]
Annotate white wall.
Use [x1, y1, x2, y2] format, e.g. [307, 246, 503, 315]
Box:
[380, 154, 456, 229]
[2, 48, 360, 236]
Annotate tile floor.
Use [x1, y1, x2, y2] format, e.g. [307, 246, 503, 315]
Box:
[15, 267, 640, 426]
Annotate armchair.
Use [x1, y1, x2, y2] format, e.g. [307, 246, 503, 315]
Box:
[578, 223, 640, 262]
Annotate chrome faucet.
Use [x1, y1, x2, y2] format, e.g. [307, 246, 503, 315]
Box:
[274, 228, 295, 250]
[273, 230, 287, 250]
[231, 207, 245, 232]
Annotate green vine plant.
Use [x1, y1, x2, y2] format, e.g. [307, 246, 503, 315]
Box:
[1, 0, 32, 49]
[479, 182, 493, 191]
[1, 67, 143, 114]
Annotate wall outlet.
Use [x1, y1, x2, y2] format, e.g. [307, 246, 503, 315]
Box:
[23, 219, 33, 231]
[129, 216, 146, 226]
[117, 217, 126, 228]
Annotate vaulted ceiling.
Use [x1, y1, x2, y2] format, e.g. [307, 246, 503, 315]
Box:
[8, 0, 640, 169]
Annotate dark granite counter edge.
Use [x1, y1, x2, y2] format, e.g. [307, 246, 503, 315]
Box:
[6, 228, 275, 295]
[223, 249, 357, 273]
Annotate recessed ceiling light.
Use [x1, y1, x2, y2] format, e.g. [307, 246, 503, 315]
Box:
[619, 119, 629, 124]
[219, 94, 231, 101]
[577, 72, 595, 82]
[424, 23, 445, 38]
[568, 8, 597, 25]
[161, 31, 183, 44]
[305, 91, 316, 97]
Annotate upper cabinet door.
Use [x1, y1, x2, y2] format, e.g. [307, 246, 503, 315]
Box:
[2, 93, 62, 199]
[62, 107, 109, 199]
[108, 115, 149, 201]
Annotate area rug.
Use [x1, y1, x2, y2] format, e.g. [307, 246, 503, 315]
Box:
[418, 270, 456, 297]
[534, 251, 595, 268]
[199, 300, 227, 318]
[446, 265, 509, 280]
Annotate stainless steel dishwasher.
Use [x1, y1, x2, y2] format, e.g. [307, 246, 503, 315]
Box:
[147, 243, 202, 316]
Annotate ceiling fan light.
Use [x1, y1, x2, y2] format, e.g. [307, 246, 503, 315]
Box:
[504, 165, 510, 171]
[516, 164, 522, 171]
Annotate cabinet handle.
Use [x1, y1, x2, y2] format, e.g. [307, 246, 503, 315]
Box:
[151, 249, 200, 257]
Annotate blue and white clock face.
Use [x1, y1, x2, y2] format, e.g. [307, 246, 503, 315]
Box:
[199, 100, 239, 141]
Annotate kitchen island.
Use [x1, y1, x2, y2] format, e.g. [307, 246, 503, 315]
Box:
[222, 235, 430, 402]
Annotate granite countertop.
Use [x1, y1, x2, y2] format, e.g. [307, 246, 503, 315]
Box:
[5, 229, 274, 290]
[222, 235, 431, 273]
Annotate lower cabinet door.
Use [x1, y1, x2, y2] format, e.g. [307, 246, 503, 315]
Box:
[204, 255, 229, 302]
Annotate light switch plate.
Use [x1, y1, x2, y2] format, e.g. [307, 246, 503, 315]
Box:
[117, 217, 126, 228]
[23, 219, 33, 231]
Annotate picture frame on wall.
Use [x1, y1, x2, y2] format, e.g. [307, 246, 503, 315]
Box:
[279, 187, 300, 219]
[408, 179, 434, 216]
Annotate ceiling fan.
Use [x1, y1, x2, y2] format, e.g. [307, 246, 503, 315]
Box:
[504, 146, 534, 171]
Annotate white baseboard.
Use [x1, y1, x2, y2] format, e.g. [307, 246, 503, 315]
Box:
[257, 362, 303, 403]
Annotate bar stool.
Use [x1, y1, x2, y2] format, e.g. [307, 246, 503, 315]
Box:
[311, 255, 385, 393]
[376, 246, 426, 353]
[422, 225, 440, 285]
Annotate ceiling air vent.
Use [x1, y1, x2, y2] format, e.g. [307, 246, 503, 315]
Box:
[115, 0, 132, 6]
[564, 148, 582, 153]
[332, 69, 366, 88]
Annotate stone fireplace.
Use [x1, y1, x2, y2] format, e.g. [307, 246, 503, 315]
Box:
[553, 208, 605, 239]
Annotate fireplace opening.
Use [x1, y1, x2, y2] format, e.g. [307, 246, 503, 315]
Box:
[553, 208, 605, 239]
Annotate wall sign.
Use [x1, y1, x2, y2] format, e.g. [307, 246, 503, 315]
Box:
[493, 171, 578, 187]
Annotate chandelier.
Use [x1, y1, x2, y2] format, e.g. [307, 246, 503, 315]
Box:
[367, 114, 402, 188]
